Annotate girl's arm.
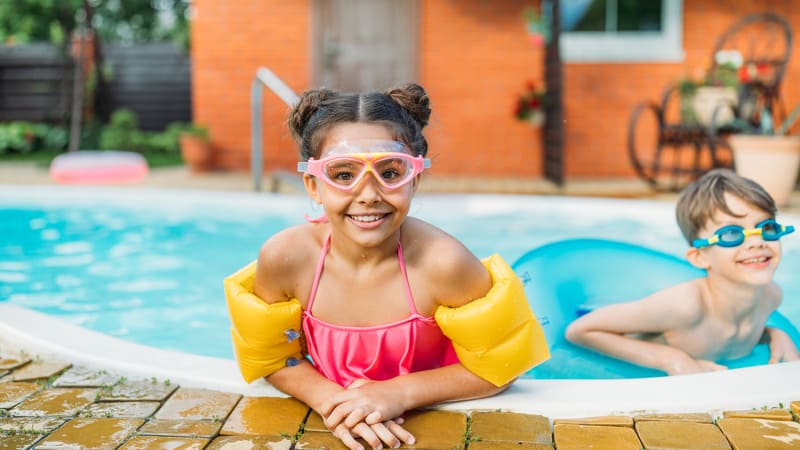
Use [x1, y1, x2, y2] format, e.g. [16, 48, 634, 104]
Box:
[322, 362, 506, 431]
[564, 282, 725, 374]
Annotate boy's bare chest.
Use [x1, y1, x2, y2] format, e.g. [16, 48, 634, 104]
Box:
[667, 317, 765, 360]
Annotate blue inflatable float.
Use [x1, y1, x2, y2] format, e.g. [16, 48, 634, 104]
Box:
[512, 238, 800, 379]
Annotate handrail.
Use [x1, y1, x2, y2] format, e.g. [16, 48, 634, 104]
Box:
[251, 67, 299, 191]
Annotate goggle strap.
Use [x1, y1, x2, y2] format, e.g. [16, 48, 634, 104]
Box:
[422, 158, 431, 169]
[297, 162, 308, 173]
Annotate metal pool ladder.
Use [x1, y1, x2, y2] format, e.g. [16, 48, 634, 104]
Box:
[251, 67, 300, 191]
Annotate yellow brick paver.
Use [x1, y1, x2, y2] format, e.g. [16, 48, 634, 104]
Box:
[723, 408, 795, 421]
[553, 423, 642, 450]
[470, 411, 552, 445]
[153, 387, 240, 421]
[117, 435, 210, 449]
[9, 387, 98, 417]
[717, 418, 800, 450]
[34, 417, 143, 450]
[219, 396, 308, 436]
[635, 420, 731, 449]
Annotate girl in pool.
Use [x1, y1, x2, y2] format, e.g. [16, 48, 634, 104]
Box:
[225, 83, 549, 450]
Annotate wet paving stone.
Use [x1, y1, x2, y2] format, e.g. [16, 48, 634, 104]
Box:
[5, 360, 71, 382]
[470, 411, 552, 445]
[206, 435, 293, 449]
[553, 415, 634, 427]
[294, 430, 349, 449]
[468, 441, 553, 450]
[220, 396, 308, 436]
[9, 387, 98, 417]
[34, 417, 144, 450]
[0, 381, 40, 409]
[52, 366, 123, 388]
[635, 420, 732, 449]
[138, 418, 222, 438]
[402, 409, 467, 449]
[634, 412, 714, 423]
[723, 407, 795, 421]
[117, 435, 210, 449]
[153, 387, 240, 421]
[553, 423, 643, 450]
[81, 401, 161, 418]
[0, 353, 31, 371]
[717, 418, 800, 449]
[0, 433, 42, 450]
[0, 416, 65, 434]
[100, 378, 179, 402]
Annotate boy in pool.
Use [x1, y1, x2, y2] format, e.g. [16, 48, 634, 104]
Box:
[566, 168, 798, 375]
[225, 84, 549, 450]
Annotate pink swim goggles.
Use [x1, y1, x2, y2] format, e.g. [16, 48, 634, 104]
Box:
[297, 142, 430, 191]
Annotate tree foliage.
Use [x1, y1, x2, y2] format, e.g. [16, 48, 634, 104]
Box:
[0, 0, 189, 46]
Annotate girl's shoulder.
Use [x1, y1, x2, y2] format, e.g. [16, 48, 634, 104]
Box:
[258, 223, 327, 274]
[402, 218, 490, 307]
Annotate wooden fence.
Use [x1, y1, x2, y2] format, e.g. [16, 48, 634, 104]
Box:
[0, 42, 191, 131]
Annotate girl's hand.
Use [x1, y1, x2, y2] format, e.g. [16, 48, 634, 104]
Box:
[333, 418, 414, 450]
[766, 327, 800, 363]
[322, 379, 407, 431]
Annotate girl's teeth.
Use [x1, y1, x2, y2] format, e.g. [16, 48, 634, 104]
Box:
[352, 215, 381, 223]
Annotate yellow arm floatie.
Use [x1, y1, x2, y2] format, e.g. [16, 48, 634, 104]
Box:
[224, 261, 304, 383]
[435, 254, 550, 387]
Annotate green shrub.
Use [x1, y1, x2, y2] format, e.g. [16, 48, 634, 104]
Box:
[0, 121, 68, 154]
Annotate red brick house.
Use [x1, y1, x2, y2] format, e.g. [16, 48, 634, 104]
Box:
[190, 0, 800, 184]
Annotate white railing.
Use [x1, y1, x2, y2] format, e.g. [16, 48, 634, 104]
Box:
[251, 68, 299, 191]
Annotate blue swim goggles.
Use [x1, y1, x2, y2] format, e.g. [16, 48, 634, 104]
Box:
[692, 219, 795, 248]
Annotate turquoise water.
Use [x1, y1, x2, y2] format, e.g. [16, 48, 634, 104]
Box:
[2, 189, 798, 378]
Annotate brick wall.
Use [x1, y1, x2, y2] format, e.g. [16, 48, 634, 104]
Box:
[192, 0, 800, 180]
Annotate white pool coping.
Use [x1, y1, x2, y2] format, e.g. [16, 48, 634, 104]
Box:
[2, 303, 799, 420]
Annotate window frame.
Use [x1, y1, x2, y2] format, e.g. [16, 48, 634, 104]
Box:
[560, 0, 684, 63]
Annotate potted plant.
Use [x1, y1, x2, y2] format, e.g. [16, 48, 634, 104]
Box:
[678, 51, 742, 126]
[727, 104, 800, 207]
[177, 123, 212, 172]
[514, 80, 547, 127]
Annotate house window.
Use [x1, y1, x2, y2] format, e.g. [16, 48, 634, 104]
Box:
[559, 0, 684, 62]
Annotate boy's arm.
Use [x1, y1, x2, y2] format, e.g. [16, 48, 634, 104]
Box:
[764, 327, 800, 363]
[564, 282, 725, 375]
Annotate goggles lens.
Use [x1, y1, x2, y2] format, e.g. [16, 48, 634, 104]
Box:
[298, 151, 430, 191]
[692, 219, 795, 248]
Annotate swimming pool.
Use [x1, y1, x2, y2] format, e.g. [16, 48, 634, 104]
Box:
[2, 186, 799, 375]
[0, 186, 800, 418]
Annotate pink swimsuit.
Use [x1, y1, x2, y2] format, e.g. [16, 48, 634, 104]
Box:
[302, 235, 459, 387]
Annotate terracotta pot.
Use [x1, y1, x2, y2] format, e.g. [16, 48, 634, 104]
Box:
[179, 134, 212, 172]
[729, 134, 800, 207]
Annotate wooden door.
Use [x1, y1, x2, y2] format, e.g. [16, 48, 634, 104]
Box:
[312, 0, 419, 92]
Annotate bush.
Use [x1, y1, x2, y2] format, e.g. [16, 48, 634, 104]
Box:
[0, 121, 68, 154]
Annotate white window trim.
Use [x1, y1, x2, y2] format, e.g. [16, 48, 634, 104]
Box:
[560, 0, 684, 63]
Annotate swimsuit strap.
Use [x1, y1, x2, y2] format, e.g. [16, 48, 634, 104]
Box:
[397, 239, 420, 315]
[307, 234, 418, 315]
[306, 234, 331, 312]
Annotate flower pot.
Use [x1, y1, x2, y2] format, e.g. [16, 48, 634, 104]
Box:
[692, 86, 737, 127]
[526, 110, 545, 127]
[179, 133, 213, 172]
[728, 134, 800, 208]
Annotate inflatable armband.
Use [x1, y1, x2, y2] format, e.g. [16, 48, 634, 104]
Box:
[435, 254, 550, 386]
[224, 261, 304, 383]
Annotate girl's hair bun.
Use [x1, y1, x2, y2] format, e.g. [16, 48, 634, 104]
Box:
[288, 87, 336, 141]
[384, 83, 431, 128]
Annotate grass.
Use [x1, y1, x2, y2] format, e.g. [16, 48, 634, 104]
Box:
[0, 150, 184, 168]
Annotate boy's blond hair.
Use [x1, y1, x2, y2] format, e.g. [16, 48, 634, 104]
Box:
[676, 169, 777, 244]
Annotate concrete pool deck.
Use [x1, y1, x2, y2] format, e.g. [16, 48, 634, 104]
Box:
[3, 162, 800, 448]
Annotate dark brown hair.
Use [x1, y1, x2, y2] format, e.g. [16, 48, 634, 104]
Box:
[287, 83, 431, 161]
[675, 168, 777, 244]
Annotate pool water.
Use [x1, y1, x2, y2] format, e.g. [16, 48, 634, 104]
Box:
[2, 188, 799, 378]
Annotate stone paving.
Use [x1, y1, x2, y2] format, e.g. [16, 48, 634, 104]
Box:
[2, 352, 800, 449]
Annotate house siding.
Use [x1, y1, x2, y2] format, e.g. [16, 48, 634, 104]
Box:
[191, 0, 800, 180]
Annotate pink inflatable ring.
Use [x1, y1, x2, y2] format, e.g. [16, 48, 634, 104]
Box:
[50, 151, 149, 184]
